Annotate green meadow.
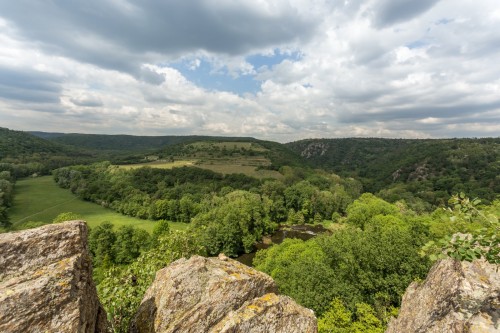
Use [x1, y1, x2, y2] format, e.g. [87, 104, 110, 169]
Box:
[9, 176, 188, 232]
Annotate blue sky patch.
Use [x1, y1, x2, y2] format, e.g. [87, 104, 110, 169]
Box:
[169, 50, 301, 95]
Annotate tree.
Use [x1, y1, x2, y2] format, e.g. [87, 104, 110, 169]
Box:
[254, 238, 338, 315]
[88, 222, 117, 267]
[52, 212, 82, 223]
[345, 193, 399, 229]
[422, 194, 500, 264]
[113, 226, 151, 265]
[192, 190, 275, 256]
[151, 219, 170, 247]
[98, 230, 205, 333]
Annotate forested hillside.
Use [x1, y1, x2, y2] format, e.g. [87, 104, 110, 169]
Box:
[34, 132, 245, 152]
[287, 138, 500, 207]
[0, 127, 99, 177]
[34, 131, 306, 168]
[2, 128, 499, 332]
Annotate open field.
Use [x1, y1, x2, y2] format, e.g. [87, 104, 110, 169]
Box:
[188, 141, 268, 152]
[196, 163, 283, 179]
[117, 156, 282, 179]
[118, 160, 195, 170]
[9, 176, 189, 232]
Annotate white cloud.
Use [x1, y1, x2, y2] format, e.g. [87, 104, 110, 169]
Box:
[0, 0, 499, 141]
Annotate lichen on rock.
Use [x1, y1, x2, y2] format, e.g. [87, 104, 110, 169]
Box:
[130, 253, 317, 333]
[0, 221, 109, 333]
[386, 259, 500, 333]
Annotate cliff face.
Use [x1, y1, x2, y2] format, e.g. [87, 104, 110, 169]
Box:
[0, 221, 109, 333]
[386, 259, 500, 333]
[130, 254, 318, 333]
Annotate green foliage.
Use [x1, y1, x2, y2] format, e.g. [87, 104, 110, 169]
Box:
[318, 298, 385, 333]
[0, 127, 99, 178]
[254, 239, 337, 314]
[287, 138, 500, 206]
[97, 230, 205, 332]
[345, 193, 399, 229]
[113, 226, 150, 265]
[255, 197, 431, 317]
[89, 222, 117, 268]
[0, 176, 14, 228]
[422, 194, 500, 264]
[318, 298, 352, 333]
[192, 190, 276, 257]
[52, 212, 82, 223]
[151, 219, 170, 246]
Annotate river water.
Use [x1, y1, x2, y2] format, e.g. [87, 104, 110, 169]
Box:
[236, 224, 329, 266]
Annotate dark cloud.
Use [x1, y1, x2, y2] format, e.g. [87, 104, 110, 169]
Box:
[0, 66, 62, 104]
[140, 67, 165, 85]
[0, 1, 317, 75]
[69, 96, 103, 107]
[337, 101, 500, 124]
[372, 0, 441, 28]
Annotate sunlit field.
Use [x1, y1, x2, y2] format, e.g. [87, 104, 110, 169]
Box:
[9, 176, 188, 232]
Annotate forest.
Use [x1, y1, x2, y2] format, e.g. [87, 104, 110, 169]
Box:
[1, 127, 499, 332]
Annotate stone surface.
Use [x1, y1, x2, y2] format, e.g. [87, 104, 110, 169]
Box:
[131, 254, 317, 333]
[386, 259, 500, 333]
[0, 221, 109, 333]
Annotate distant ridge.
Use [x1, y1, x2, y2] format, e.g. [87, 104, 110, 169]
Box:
[286, 137, 500, 202]
[32, 132, 258, 152]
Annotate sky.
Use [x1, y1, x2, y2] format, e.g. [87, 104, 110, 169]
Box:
[0, 0, 499, 142]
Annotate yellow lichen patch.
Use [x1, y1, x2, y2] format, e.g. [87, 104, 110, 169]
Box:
[259, 293, 277, 303]
[478, 275, 490, 284]
[56, 257, 72, 270]
[229, 272, 243, 280]
[32, 268, 47, 278]
[56, 278, 71, 290]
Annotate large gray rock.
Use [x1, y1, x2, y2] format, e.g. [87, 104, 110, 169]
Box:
[386, 259, 500, 333]
[131, 254, 317, 333]
[0, 221, 109, 333]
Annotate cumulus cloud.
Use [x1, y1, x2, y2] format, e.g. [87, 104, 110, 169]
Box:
[0, 0, 499, 141]
[0, 1, 317, 75]
[370, 0, 441, 28]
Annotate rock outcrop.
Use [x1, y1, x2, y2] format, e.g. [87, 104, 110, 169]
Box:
[131, 254, 317, 333]
[0, 221, 109, 333]
[386, 259, 500, 333]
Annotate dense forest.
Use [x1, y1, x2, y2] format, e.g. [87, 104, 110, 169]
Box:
[1, 127, 499, 332]
[288, 138, 500, 209]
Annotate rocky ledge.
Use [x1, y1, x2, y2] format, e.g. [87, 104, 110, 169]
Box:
[386, 258, 500, 333]
[0, 221, 109, 333]
[130, 254, 318, 333]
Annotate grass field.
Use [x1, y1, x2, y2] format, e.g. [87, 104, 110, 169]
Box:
[117, 159, 282, 179]
[118, 160, 195, 170]
[188, 141, 268, 152]
[9, 176, 189, 232]
[196, 163, 283, 179]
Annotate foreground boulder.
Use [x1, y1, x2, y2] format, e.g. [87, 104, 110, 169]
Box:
[130, 254, 317, 333]
[0, 221, 109, 333]
[386, 259, 500, 333]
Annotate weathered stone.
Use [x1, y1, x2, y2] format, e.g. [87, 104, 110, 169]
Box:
[386, 259, 500, 333]
[0, 221, 109, 333]
[131, 254, 317, 333]
[211, 293, 317, 333]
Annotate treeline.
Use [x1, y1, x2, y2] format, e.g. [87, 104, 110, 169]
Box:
[0, 127, 101, 178]
[53, 162, 361, 255]
[287, 138, 500, 207]
[0, 171, 14, 229]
